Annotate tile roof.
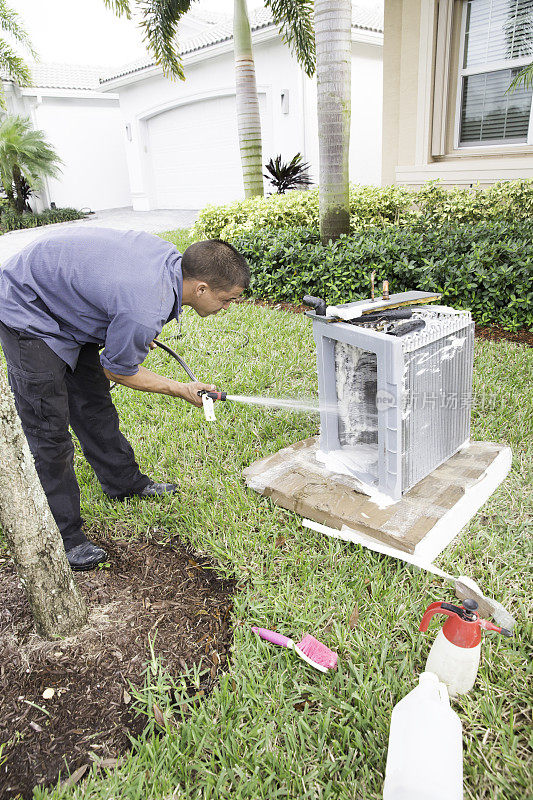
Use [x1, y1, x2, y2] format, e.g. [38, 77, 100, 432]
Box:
[100, 3, 383, 85]
[19, 63, 107, 91]
[1, 5, 383, 90]
[0, 10, 228, 91]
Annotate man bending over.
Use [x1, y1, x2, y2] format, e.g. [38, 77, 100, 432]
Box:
[0, 228, 249, 570]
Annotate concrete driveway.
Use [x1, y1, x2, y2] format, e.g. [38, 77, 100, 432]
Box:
[0, 207, 199, 264]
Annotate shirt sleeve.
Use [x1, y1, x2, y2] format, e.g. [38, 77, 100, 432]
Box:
[100, 312, 159, 376]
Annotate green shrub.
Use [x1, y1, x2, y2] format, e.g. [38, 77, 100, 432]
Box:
[192, 190, 320, 240]
[414, 179, 533, 226]
[232, 220, 533, 331]
[192, 180, 533, 241]
[0, 207, 85, 232]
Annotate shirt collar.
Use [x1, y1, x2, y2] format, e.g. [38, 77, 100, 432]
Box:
[166, 251, 183, 321]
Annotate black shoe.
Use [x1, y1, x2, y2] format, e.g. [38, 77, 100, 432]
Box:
[137, 480, 178, 497]
[108, 480, 179, 501]
[66, 541, 108, 571]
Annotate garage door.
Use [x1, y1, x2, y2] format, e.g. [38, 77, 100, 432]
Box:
[148, 93, 265, 209]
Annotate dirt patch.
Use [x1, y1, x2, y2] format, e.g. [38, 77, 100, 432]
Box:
[239, 298, 532, 345]
[474, 324, 532, 347]
[0, 534, 236, 800]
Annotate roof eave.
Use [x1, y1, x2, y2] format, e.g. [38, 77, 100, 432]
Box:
[19, 86, 120, 100]
[100, 23, 383, 91]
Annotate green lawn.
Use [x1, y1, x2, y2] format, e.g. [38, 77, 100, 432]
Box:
[16, 299, 529, 800]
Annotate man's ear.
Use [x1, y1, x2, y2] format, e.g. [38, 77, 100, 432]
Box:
[196, 281, 209, 295]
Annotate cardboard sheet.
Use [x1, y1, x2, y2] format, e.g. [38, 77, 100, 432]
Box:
[243, 438, 512, 555]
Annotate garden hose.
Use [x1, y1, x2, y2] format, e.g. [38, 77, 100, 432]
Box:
[109, 338, 198, 391]
[153, 339, 198, 381]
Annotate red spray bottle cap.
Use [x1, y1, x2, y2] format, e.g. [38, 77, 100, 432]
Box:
[419, 600, 512, 649]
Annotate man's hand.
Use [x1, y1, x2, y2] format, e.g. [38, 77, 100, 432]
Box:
[104, 366, 216, 406]
[174, 381, 216, 407]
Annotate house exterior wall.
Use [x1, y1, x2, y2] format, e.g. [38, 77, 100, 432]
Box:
[382, 0, 533, 188]
[33, 97, 131, 211]
[3, 85, 131, 211]
[108, 31, 383, 210]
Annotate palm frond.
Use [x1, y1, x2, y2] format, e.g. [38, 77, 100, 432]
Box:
[137, 0, 197, 80]
[264, 0, 315, 77]
[0, 116, 63, 193]
[263, 152, 312, 193]
[102, 0, 132, 18]
[0, 40, 32, 85]
[0, 0, 37, 57]
[507, 62, 533, 92]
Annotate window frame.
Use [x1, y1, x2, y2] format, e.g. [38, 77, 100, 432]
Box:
[454, 0, 533, 150]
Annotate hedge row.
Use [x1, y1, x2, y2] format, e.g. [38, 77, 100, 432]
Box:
[192, 180, 533, 240]
[0, 207, 85, 233]
[232, 220, 533, 331]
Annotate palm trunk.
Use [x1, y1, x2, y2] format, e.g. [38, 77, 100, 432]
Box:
[4, 184, 16, 212]
[12, 163, 26, 214]
[0, 373, 88, 638]
[315, 0, 351, 243]
[234, 0, 264, 198]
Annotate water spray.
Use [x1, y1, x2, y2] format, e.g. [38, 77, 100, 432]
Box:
[154, 339, 319, 420]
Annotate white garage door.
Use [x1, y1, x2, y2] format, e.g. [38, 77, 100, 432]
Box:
[148, 94, 263, 209]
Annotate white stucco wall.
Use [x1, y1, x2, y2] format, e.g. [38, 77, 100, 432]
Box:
[108, 29, 383, 210]
[32, 97, 131, 211]
[3, 85, 131, 212]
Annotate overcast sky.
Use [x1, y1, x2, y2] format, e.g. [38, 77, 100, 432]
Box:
[13, 0, 382, 67]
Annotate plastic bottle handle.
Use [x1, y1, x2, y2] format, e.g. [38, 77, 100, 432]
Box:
[419, 602, 457, 632]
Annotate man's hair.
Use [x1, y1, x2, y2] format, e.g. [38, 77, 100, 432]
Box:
[181, 239, 250, 291]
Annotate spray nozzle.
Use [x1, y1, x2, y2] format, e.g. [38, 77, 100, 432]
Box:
[197, 390, 227, 401]
[420, 599, 513, 648]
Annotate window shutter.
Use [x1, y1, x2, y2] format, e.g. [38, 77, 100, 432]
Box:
[461, 68, 532, 142]
[464, 0, 533, 68]
[459, 0, 533, 146]
[432, 0, 455, 157]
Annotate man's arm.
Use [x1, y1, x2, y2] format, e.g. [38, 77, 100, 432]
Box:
[104, 366, 214, 408]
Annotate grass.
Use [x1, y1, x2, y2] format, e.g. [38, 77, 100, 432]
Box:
[0, 225, 531, 797]
[10, 301, 526, 800]
[161, 228, 195, 252]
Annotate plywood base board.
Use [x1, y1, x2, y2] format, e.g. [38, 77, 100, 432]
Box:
[243, 438, 512, 556]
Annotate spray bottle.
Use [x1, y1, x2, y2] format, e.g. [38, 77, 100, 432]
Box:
[419, 599, 512, 696]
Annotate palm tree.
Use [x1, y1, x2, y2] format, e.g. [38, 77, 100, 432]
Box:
[103, 0, 315, 198]
[234, 0, 263, 197]
[314, 0, 351, 243]
[0, 116, 63, 213]
[0, 0, 36, 98]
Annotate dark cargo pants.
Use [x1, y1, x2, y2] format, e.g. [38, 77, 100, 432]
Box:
[0, 321, 150, 550]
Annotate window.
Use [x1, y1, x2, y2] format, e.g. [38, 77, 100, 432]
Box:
[457, 0, 533, 147]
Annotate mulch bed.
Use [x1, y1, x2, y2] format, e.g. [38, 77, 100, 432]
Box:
[238, 299, 532, 346]
[0, 534, 236, 800]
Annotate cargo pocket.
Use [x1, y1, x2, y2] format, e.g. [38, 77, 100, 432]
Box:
[8, 368, 68, 434]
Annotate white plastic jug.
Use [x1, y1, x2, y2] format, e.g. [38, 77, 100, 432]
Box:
[383, 672, 463, 800]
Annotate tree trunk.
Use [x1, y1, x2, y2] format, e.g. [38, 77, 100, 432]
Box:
[3, 182, 16, 212]
[234, 0, 264, 198]
[315, 0, 352, 243]
[12, 163, 26, 215]
[0, 372, 88, 638]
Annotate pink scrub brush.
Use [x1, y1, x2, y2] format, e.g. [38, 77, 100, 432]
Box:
[252, 626, 338, 673]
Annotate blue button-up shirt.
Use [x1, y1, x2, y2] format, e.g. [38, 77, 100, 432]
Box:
[0, 227, 183, 375]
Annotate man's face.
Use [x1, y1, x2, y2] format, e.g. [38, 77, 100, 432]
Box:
[192, 283, 245, 317]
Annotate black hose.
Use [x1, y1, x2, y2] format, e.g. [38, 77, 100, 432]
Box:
[153, 339, 198, 381]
